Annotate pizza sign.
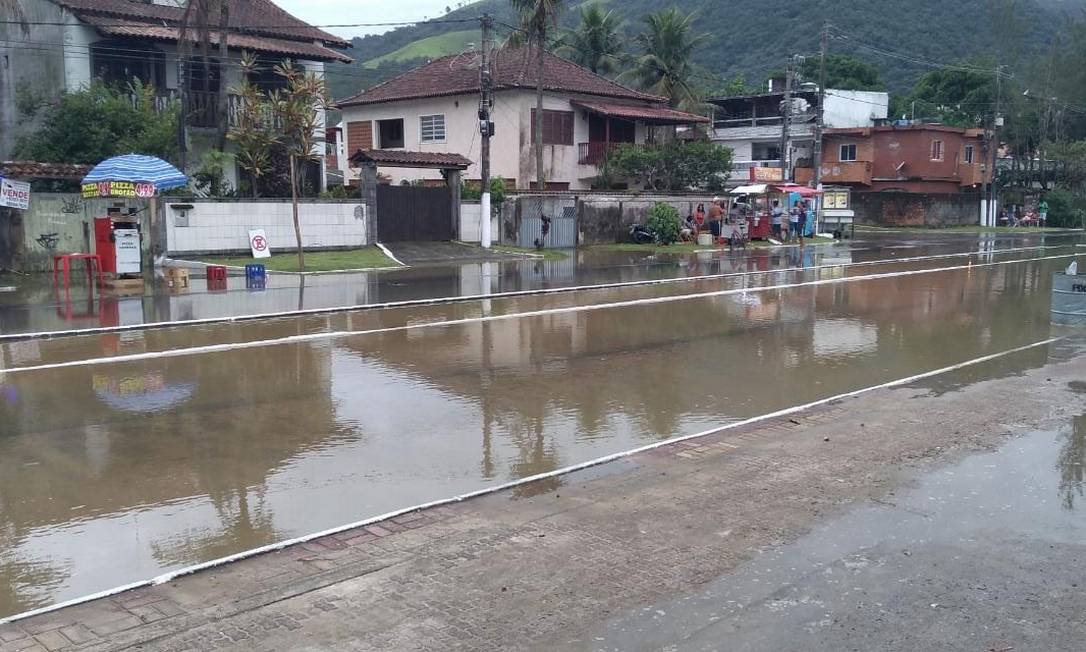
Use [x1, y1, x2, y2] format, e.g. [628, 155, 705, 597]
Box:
[82, 181, 157, 199]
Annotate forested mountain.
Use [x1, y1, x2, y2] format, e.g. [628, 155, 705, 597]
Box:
[326, 0, 1080, 101]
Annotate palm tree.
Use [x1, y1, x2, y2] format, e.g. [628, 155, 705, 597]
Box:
[558, 5, 621, 75]
[511, 0, 567, 190]
[625, 8, 708, 110]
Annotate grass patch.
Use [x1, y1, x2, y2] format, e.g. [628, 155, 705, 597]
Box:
[195, 247, 399, 273]
[364, 30, 478, 68]
[855, 224, 1074, 234]
[490, 245, 569, 261]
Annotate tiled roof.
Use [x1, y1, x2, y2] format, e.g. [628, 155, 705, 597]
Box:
[338, 46, 663, 107]
[83, 17, 351, 63]
[0, 161, 94, 180]
[349, 149, 473, 170]
[53, 0, 350, 49]
[571, 100, 709, 124]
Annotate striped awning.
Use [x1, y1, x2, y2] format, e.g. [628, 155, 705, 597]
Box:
[82, 155, 187, 198]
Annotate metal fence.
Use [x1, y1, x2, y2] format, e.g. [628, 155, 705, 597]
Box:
[516, 196, 577, 249]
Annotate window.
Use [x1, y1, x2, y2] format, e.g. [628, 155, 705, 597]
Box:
[420, 114, 446, 143]
[530, 109, 575, 146]
[378, 118, 404, 149]
[839, 144, 857, 162]
[931, 139, 944, 161]
[964, 145, 975, 164]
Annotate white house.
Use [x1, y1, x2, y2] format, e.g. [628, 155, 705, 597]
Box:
[0, 0, 350, 188]
[707, 84, 889, 183]
[335, 46, 709, 190]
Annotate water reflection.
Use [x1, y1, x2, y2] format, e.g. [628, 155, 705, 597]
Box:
[0, 255, 1076, 617]
[1057, 415, 1086, 510]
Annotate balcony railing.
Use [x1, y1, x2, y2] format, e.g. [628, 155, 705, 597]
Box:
[578, 141, 622, 166]
[819, 161, 873, 185]
[184, 90, 244, 129]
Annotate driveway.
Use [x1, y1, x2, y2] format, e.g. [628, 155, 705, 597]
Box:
[382, 241, 528, 265]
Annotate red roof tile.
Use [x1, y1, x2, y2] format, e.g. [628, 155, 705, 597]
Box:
[0, 161, 94, 180]
[349, 150, 473, 170]
[571, 100, 709, 124]
[53, 0, 350, 49]
[338, 46, 663, 107]
[84, 17, 351, 63]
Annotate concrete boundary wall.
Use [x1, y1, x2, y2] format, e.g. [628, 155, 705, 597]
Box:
[851, 192, 981, 227]
[165, 199, 370, 255]
[501, 193, 717, 246]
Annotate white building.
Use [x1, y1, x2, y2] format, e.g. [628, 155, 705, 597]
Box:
[336, 46, 709, 190]
[0, 0, 350, 189]
[707, 85, 889, 184]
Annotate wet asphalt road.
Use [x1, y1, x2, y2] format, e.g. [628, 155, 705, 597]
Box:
[0, 231, 1084, 618]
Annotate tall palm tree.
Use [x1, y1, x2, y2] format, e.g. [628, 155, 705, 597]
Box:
[511, 0, 566, 190]
[558, 4, 621, 75]
[625, 8, 708, 110]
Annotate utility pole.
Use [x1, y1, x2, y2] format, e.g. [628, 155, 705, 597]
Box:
[812, 22, 828, 190]
[779, 57, 795, 183]
[478, 14, 494, 248]
[987, 64, 1004, 227]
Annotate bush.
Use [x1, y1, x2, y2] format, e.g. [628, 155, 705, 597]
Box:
[646, 202, 682, 245]
[599, 141, 733, 192]
[1041, 189, 1086, 229]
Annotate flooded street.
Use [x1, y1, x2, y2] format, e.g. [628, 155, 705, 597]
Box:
[1, 232, 1084, 618]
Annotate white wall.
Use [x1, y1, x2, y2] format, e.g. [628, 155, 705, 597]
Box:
[166, 201, 369, 254]
[459, 202, 498, 244]
[823, 90, 889, 128]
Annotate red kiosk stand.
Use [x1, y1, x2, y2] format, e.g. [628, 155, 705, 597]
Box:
[93, 211, 142, 277]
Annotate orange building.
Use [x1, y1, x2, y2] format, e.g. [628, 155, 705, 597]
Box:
[820, 124, 991, 194]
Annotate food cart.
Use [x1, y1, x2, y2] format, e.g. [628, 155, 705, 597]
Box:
[728, 184, 772, 240]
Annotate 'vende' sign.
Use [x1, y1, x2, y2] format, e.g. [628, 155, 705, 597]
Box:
[0, 177, 31, 209]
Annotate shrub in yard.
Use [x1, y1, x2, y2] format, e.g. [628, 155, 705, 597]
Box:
[1042, 189, 1086, 229]
[647, 202, 682, 245]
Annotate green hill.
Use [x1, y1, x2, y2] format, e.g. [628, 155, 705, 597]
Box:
[327, 0, 1075, 102]
[363, 30, 480, 69]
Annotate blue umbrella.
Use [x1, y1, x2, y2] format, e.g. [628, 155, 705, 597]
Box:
[82, 154, 187, 197]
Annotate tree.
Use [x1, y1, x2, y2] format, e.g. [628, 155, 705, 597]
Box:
[799, 54, 884, 91]
[896, 66, 995, 126]
[557, 4, 621, 75]
[228, 53, 278, 198]
[716, 74, 752, 98]
[511, 0, 567, 190]
[625, 9, 708, 110]
[14, 80, 178, 164]
[601, 141, 732, 192]
[270, 60, 330, 272]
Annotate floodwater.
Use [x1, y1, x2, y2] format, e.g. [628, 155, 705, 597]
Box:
[0, 233, 1084, 617]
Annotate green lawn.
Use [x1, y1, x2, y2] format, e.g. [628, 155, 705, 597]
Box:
[363, 30, 478, 68]
[490, 245, 569, 261]
[855, 224, 1076, 234]
[196, 247, 399, 273]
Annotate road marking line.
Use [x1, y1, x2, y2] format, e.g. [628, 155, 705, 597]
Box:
[2, 253, 1079, 375]
[0, 244, 1070, 342]
[0, 336, 1061, 626]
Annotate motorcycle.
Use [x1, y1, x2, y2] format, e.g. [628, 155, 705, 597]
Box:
[629, 223, 657, 245]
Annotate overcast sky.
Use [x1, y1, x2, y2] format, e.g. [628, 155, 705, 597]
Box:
[275, 0, 459, 39]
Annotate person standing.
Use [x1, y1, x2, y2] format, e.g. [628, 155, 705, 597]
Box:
[795, 200, 808, 246]
[1038, 198, 1049, 227]
[707, 197, 724, 238]
[788, 200, 801, 242]
[694, 203, 707, 229]
[770, 200, 784, 240]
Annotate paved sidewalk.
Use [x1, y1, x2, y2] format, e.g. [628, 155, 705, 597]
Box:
[2, 354, 1083, 651]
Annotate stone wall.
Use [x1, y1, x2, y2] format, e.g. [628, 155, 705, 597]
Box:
[851, 192, 981, 228]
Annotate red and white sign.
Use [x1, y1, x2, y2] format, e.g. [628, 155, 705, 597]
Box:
[0, 177, 31, 210]
[248, 229, 271, 259]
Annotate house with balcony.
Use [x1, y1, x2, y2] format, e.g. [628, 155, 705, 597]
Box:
[335, 46, 709, 190]
[707, 85, 889, 184]
[820, 124, 991, 193]
[0, 0, 350, 188]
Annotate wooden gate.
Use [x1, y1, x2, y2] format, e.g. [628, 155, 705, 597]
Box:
[375, 185, 453, 242]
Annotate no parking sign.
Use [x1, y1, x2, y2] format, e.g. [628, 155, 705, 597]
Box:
[248, 229, 271, 259]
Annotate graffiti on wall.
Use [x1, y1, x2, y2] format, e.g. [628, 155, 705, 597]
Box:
[35, 232, 59, 250]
